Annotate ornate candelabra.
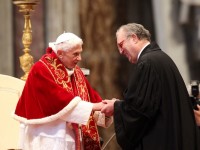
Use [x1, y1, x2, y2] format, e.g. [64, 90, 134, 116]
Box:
[13, 0, 38, 80]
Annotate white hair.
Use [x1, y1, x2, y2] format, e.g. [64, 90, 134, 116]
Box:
[49, 32, 83, 53]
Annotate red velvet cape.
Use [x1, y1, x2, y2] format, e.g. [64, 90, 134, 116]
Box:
[14, 47, 102, 150]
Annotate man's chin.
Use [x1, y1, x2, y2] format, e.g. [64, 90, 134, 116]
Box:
[129, 59, 136, 64]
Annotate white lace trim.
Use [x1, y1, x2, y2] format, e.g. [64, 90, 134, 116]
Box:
[21, 120, 77, 150]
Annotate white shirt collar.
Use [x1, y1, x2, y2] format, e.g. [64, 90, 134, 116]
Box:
[66, 68, 74, 76]
[137, 42, 150, 60]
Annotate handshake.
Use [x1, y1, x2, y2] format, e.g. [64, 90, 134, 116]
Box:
[92, 98, 119, 116]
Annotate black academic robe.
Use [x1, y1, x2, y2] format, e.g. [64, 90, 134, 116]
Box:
[114, 42, 200, 150]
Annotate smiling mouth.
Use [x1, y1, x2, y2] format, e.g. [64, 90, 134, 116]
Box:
[74, 62, 79, 65]
[123, 51, 128, 57]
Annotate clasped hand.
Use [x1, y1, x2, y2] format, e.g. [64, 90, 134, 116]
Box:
[93, 98, 117, 116]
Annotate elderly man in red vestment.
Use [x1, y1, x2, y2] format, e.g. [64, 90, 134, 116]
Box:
[13, 32, 112, 150]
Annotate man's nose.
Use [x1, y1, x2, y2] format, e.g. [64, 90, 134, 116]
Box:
[77, 55, 81, 61]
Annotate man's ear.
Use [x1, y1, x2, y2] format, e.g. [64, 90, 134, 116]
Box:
[57, 50, 63, 58]
[131, 34, 139, 43]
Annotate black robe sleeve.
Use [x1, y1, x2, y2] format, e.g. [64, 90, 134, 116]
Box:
[114, 61, 161, 149]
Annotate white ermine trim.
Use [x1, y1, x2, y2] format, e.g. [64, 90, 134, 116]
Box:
[12, 96, 81, 125]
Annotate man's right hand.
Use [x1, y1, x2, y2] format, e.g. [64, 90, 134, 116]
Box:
[101, 99, 116, 116]
[92, 102, 106, 111]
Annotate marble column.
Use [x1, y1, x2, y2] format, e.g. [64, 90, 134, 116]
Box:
[79, 1, 121, 149]
[0, 0, 13, 75]
[179, 0, 200, 80]
[152, 0, 190, 84]
[45, 0, 80, 43]
[79, 0, 121, 99]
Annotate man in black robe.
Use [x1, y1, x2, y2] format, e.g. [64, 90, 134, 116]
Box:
[101, 23, 200, 150]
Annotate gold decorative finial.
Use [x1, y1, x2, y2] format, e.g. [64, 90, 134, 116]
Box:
[13, 0, 39, 80]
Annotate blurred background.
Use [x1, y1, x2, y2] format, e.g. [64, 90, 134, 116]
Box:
[0, 0, 200, 149]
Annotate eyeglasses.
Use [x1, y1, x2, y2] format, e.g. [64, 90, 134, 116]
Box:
[117, 40, 125, 50]
[117, 37, 129, 51]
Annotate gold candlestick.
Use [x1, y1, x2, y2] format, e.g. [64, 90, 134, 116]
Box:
[13, 0, 38, 80]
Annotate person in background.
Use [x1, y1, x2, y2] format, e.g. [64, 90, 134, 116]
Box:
[187, 80, 200, 126]
[13, 32, 112, 150]
[101, 23, 200, 150]
[194, 105, 200, 126]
